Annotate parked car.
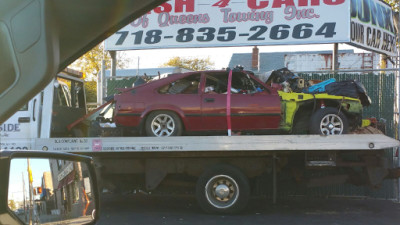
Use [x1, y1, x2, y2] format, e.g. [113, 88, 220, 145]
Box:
[112, 68, 368, 137]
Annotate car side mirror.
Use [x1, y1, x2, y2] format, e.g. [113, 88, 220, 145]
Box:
[0, 151, 99, 225]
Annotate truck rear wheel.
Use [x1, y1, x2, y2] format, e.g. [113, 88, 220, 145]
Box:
[310, 107, 349, 135]
[196, 164, 250, 214]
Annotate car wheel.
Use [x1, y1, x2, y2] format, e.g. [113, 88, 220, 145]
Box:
[196, 164, 250, 214]
[145, 111, 182, 137]
[310, 107, 349, 135]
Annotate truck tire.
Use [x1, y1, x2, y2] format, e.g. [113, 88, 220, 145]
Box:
[310, 107, 349, 135]
[196, 164, 250, 214]
[145, 111, 183, 137]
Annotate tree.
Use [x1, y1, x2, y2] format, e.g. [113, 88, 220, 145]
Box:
[84, 81, 97, 103]
[161, 56, 215, 71]
[8, 200, 17, 211]
[71, 43, 131, 103]
[71, 43, 131, 77]
[383, 0, 399, 11]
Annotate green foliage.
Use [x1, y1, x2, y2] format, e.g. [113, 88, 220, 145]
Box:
[383, 0, 399, 11]
[71, 44, 130, 77]
[84, 81, 97, 103]
[8, 200, 17, 211]
[161, 56, 215, 71]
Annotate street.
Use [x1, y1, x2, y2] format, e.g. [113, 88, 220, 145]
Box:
[98, 193, 400, 225]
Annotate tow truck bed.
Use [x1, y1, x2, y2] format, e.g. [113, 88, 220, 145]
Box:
[28, 134, 399, 153]
[2, 134, 399, 213]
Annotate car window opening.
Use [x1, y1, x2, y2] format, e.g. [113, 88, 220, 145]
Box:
[205, 72, 264, 94]
[158, 74, 201, 94]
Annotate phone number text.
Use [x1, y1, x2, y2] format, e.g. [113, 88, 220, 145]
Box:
[112, 23, 336, 46]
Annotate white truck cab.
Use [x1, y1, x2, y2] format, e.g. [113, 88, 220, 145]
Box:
[0, 69, 86, 146]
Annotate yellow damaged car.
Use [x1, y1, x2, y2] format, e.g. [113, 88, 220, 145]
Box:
[265, 68, 372, 135]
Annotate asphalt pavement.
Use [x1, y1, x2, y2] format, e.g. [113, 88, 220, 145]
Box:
[97, 193, 400, 225]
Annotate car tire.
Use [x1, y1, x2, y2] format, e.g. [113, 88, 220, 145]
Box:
[145, 111, 183, 137]
[309, 107, 349, 135]
[196, 164, 250, 214]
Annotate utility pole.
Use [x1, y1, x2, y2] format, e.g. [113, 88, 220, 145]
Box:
[27, 159, 33, 225]
[98, 60, 106, 105]
[137, 56, 140, 76]
[22, 172, 27, 222]
[109, 51, 117, 77]
[332, 43, 339, 72]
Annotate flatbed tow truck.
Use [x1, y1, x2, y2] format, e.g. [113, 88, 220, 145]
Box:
[1, 70, 399, 213]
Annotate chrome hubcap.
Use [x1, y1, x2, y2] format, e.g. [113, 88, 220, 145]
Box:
[205, 175, 239, 209]
[320, 114, 344, 135]
[151, 114, 175, 137]
[215, 184, 230, 199]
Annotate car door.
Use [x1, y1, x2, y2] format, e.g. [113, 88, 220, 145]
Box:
[201, 71, 281, 132]
[200, 72, 228, 131]
[154, 73, 203, 131]
[51, 79, 87, 137]
[230, 72, 281, 130]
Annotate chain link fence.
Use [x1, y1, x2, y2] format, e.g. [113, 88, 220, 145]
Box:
[106, 77, 140, 97]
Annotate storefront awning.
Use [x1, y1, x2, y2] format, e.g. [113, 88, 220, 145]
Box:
[57, 171, 75, 189]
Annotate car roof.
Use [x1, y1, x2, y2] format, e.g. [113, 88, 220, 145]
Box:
[120, 70, 229, 93]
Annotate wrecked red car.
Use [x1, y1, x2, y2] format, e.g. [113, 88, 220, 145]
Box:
[114, 69, 281, 136]
[112, 68, 369, 137]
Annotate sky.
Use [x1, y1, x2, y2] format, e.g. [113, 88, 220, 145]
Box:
[123, 43, 367, 70]
[8, 158, 51, 203]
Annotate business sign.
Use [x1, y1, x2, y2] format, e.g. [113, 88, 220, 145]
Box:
[58, 163, 74, 181]
[105, 0, 396, 56]
[349, 0, 397, 56]
[105, 0, 349, 50]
